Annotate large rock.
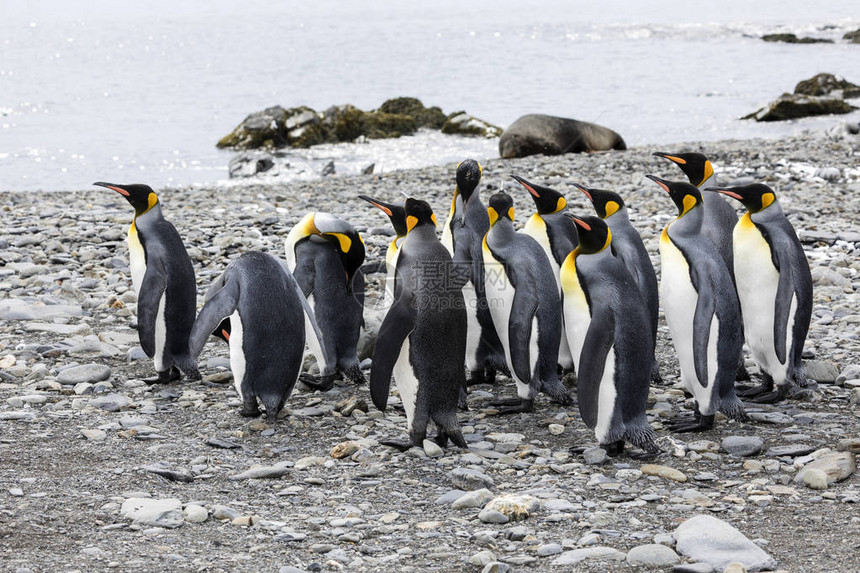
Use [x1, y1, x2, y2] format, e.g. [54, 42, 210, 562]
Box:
[794, 451, 856, 488]
[482, 494, 540, 521]
[761, 33, 833, 44]
[845, 29, 860, 43]
[743, 94, 857, 122]
[673, 515, 777, 572]
[795, 73, 860, 99]
[498, 114, 626, 159]
[377, 97, 447, 129]
[442, 112, 502, 138]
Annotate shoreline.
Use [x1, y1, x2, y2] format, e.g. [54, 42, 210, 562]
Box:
[0, 128, 858, 571]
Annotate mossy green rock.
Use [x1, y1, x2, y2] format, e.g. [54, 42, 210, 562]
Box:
[794, 73, 860, 99]
[743, 93, 858, 122]
[844, 29, 860, 43]
[378, 97, 447, 129]
[762, 33, 833, 44]
[442, 112, 502, 137]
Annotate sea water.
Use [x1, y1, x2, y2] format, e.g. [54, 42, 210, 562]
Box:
[2, 0, 859, 191]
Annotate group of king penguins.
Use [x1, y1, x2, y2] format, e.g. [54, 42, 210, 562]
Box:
[95, 150, 812, 459]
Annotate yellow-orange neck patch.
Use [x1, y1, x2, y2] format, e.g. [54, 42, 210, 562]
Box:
[488, 207, 498, 226]
[406, 215, 419, 233]
[604, 201, 619, 218]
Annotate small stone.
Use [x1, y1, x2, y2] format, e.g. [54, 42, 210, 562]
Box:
[0, 355, 16, 369]
[723, 563, 748, 573]
[57, 363, 111, 385]
[552, 547, 627, 565]
[836, 438, 860, 453]
[673, 514, 776, 572]
[478, 509, 509, 524]
[434, 489, 466, 505]
[450, 467, 494, 491]
[483, 494, 540, 521]
[537, 543, 563, 557]
[641, 464, 687, 482]
[481, 563, 511, 573]
[548, 424, 565, 435]
[81, 429, 107, 441]
[331, 441, 360, 459]
[231, 515, 259, 527]
[229, 462, 291, 480]
[626, 543, 680, 566]
[423, 439, 444, 458]
[90, 394, 130, 412]
[765, 444, 817, 457]
[748, 412, 792, 424]
[469, 550, 496, 567]
[211, 505, 240, 521]
[295, 456, 326, 470]
[9, 488, 24, 497]
[583, 447, 607, 465]
[721, 436, 764, 457]
[452, 488, 494, 510]
[801, 468, 830, 490]
[804, 360, 840, 383]
[183, 504, 208, 523]
[794, 451, 856, 487]
[120, 498, 183, 529]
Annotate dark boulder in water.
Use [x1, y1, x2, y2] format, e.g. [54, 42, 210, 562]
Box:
[498, 114, 626, 159]
[744, 73, 860, 122]
[794, 73, 860, 99]
[761, 33, 833, 44]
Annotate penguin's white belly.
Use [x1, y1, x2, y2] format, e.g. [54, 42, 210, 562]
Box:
[228, 310, 246, 400]
[462, 279, 482, 371]
[594, 347, 618, 444]
[561, 259, 590, 370]
[524, 222, 573, 368]
[152, 293, 167, 372]
[660, 234, 717, 412]
[127, 226, 146, 295]
[393, 337, 418, 427]
[482, 253, 514, 374]
[734, 223, 791, 383]
[440, 220, 454, 257]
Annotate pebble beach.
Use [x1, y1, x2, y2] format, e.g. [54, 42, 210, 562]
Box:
[1, 130, 859, 572]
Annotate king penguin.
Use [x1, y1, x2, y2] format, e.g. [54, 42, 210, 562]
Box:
[188, 251, 328, 421]
[511, 175, 578, 373]
[573, 183, 661, 383]
[285, 212, 366, 389]
[559, 213, 658, 457]
[440, 160, 506, 386]
[370, 198, 468, 450]
[708, 183, 812, 403]
[647, 175, 748, 431]
[94, 182, 200, 383]
[653, 152, 737, 281]
[482, 192, 573, 413]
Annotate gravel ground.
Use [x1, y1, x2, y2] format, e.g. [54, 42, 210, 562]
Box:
[1, 129, 859, 573]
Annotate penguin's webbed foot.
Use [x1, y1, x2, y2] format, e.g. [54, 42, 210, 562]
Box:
[299, 372, 336, 392]
[748, 384, 790, 404]
[735, 361, 751, 382]
[144, 366, 182, 385]
[604, 440, 625, 457]
[457, 387, 469, 411]
[379, 438, 414, 452]
[240, 405, 261, 418]
[665, 413, 715, 433]
[491, 398, 534, 415]
[629, 449, 661, 461]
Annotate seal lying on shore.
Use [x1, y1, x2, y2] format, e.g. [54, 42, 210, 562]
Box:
[498, 114, 626, 159]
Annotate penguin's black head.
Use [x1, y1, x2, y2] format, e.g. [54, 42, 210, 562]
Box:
[94, 181, 158, 216]
[487, 192, 515, 226]
[653, 151, 714, 187]
[707, 183, 777, 213]
[358, 195, 408, 237]
[404, 198, 437, 232]
[511, 175, 567, 215]
[572, 183, 625, 219]
[566, 214, 612, 255]
[646, 175, 702, 218]
[456, 159, 482, 203]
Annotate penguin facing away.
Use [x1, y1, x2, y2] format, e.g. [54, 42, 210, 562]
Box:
[647, 175, 748, 432]
[94, 182, 200, 384]
[370, 198, 467, 451]
[573, 183, 661, 383]
[559, 213, 658, 457]
[285, 212, 366, 389]
[511, 175, 578, 373]
[441, 160, 507, 387]
[482, 192, 573, 413]
[188, 252, 325, 421]
[708, 183, 812, 403]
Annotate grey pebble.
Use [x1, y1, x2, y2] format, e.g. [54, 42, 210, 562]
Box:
[56, 363, 111, 385]
[450, 467, 494, 491]
[721, 436, 764, 457]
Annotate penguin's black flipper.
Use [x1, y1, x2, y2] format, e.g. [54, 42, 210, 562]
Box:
[283, 265, 335, 377]
[369, 294, 416, 412]
[772, 258, 793, 365]
[690, 267, 716, 388]
[188, 276, 240, 358]
[137, 259, 168, 358]
[576, 312, 615, 429]
[508, 289, 539, 386]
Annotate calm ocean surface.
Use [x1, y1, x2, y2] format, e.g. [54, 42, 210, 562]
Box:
[2, 1, 859, 191]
